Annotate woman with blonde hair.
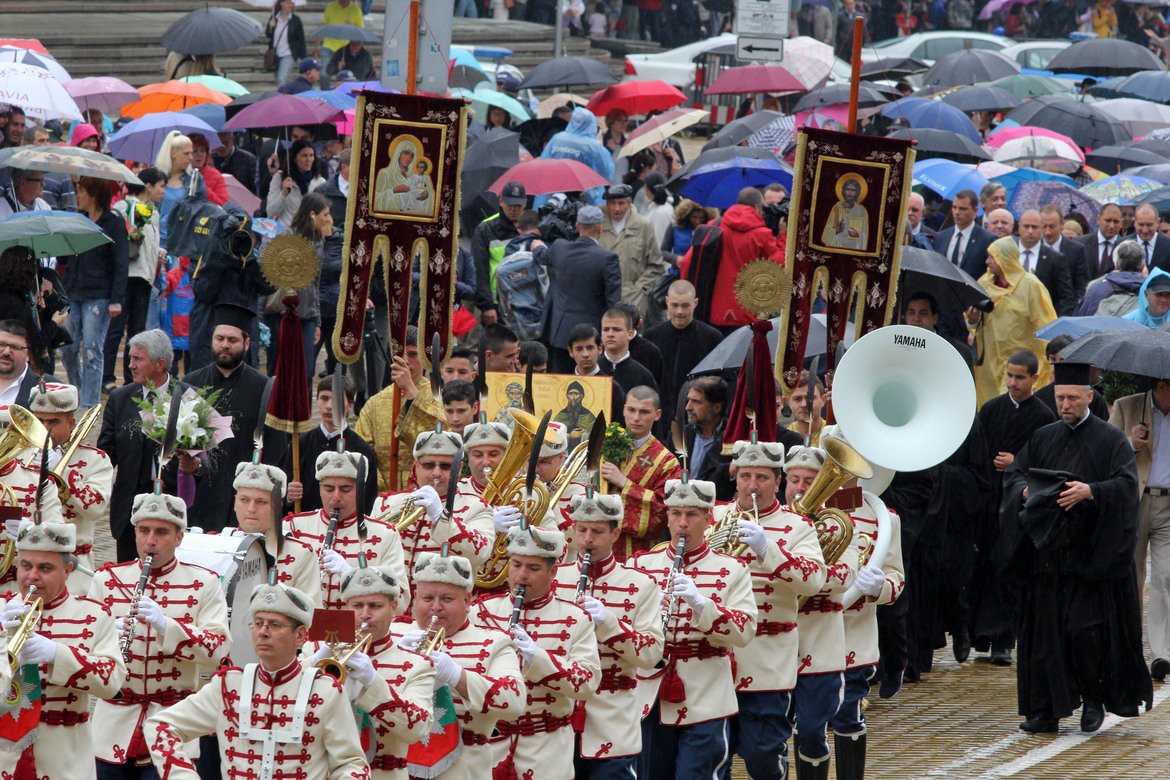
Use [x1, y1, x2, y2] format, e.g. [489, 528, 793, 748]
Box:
[154, 130, 205, 252]
[966, 236, 1058, 407]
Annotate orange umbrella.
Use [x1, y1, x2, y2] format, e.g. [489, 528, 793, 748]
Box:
[121, 80, 231, 119]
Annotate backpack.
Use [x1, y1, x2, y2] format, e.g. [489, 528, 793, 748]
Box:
[495, 243, 549, 341]
[685, 222, 723, 324]
[1095, 287, 1138, 317]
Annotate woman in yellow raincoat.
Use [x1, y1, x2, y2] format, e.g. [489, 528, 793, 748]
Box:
[965, 236, 1058, 407]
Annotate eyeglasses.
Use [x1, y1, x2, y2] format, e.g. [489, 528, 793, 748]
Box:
[248, 619, 292, 632]
[0, 343, 29, 354]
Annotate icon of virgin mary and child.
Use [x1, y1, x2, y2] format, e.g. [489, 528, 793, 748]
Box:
[374, 137, 436, 217]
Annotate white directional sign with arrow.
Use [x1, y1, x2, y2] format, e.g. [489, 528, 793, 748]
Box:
[735, 0, 788, 62]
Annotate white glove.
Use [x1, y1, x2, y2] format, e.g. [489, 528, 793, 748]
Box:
[412, 485, 444, 522]
[321, 549, 353, 576]
[855, 565, 886, 598]
[492, 505, 524, 533]
[115, 616, 126, 637]
[512, 626, 538, 665]
[310, 643, 333, 665]
[581, 596, 611, 625]
[736, 519, 769, 557]
[45, 448, 63, 471]
[396, 628, 428, 653]
[430, 651, 463, 688]
[4, 519, 21, 543]
[187, 526, 205, 534]
[0, 597, 27, 630]
[344, 650, 377, 689]
[136, 596, 169, 635]
[17, 633, 56, 666]
[672, 572, 708, 612]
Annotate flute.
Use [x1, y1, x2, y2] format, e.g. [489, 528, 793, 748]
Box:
[508, 584, 527, 630]
[659, 537, 686, 635]
[121, 554, 154, 662]
[575, 551, 592, 603]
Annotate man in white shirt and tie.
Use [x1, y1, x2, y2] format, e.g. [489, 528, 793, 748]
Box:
[1040, 204, 1092, 303]
[1133, 204, 1170, 273]
[933, 190, 994, 280]
[1018, 209, 1074, 315]
[1074, 202, 1125, 280]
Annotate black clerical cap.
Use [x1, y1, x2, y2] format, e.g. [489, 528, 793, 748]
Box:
[1053, 361, 1092, 385]
[212, 303, 256, 335]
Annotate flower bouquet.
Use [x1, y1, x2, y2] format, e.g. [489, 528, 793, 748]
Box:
[600, 422, 635, 465]
[136, 386, 233, 456]
[127, 201, 154, 244]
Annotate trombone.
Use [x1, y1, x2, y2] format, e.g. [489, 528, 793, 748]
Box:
[6, 585, 42, 676]
[315, 621, 373, 682]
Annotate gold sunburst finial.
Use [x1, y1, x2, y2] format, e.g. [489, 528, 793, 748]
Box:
[734, 259, 789, 318]
[261, 234, 320, 291]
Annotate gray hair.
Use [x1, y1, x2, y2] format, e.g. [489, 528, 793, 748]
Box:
[128, 328, 174, 366]
[980, 182, 1006, 201]
[1113, 240, 1145, 273]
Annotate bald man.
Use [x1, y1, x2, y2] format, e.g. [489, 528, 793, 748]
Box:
[644, 279, 724, 429]
[986, 208, 1014, 240]
[1018, 208, 1075, 315]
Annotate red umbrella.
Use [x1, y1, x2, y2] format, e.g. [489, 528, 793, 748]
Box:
[488, 158, 608, 196]
[586, 80, 686, 118]
[704, 64, 807, 96]
[0, 39, 50, 56]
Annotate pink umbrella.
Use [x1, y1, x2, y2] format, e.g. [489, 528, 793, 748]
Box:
[978, 0, 1037, 20]
[985, 125, 1076, 149]
[705, 64, 806, 96]
[795, 106, 848, 129]
[488, 158, 608, 196]
[65, 76, 139, 114]
[223, 174, 260, 216]
[335, 108, 355, 136]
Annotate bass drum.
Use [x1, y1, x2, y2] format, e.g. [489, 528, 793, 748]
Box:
[176, 532, 269, 668]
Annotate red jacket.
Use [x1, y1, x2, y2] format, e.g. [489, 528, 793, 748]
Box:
[679, 204, 785, 327]
[199, 163, 228, 206]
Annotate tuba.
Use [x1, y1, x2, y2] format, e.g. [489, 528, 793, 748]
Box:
[0, 407, 53, 578]
[791, 436, 873, 568]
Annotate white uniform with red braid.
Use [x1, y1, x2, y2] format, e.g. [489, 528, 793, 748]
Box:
[284, 509, 406, 609]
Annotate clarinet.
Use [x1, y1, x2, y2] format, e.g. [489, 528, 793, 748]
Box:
[575, 551, 592, 603]
[321, 506, 341, 583]
[659, 537, 687, 635]
[121, 554, 154, 662]
[508, 584, 527, 630]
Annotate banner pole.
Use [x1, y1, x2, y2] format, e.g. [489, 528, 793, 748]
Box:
[847, 16, 864, 132]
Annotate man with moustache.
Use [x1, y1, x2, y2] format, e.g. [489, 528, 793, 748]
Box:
[183, 303, 283, 532]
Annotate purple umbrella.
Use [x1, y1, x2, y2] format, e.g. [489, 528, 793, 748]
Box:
[107, 111, 221, 164]
[1007, 180, 1101, 223]
[65, 76, 139, 114]
[221, 94, 343, 132]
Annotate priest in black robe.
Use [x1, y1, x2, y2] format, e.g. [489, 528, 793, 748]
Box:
[1035, 335, 1109, 419]
[1002, 362, 1152, 734]
[183, 303, 287, 532]
[969, 349, 1055, 665]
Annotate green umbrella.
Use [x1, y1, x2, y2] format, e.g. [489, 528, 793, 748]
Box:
[0, 211, 112, 258]
[986, 74, 1069, 100]
[180, 74, 249, 98]
[451, 86, 530, 123]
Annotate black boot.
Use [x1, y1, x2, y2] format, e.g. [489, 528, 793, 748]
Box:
[834, 733, 866, 780]
[794, 752, 830, 780]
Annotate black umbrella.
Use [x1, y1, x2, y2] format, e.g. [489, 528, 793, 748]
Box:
[940, 85, 1023, 113]
[702, 110, 787, 151]
[519, 57, 617, 90]
[1084, 145, 1167, 173]
[1127, 138, 1170, 156]
[860, 57, 931, 80]
[1046, 37, 1165, 77]
[1105, 71, 1170, 104]
[793, 84, 888, 112]
[161, 7, 264, 56]
[1127, 185, 1170, 210]
[451, 65, 491, 90]
[899, 246, 990, 311]
[1126, 164, 1170, 184]
[1059, 328, 1170, 377]
[514, 116, 567, 158]
[688, 314, 854, 377]
[461, 127, 520, 234]
[919, 49, 1019, 90]
[309, 24, 380, 43]
[887, 127, 990, 163]
[1006, 95, 1129, 150]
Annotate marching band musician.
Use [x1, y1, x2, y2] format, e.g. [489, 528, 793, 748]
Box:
[0, 403, 65, 566]
[537, 421, 587, 559]
[28, 381, 112, 590]
[233, 461, 321, 603]
[715, 439, 827, 780]
[88, 492, 231, 778]
[457, 418, 510, 499]
[783, 445, 861, 780]
[820, 428, 906, 780]
[551, 490, 664, 778]
[397, 550, 526, 780]
[285, 450, 407, 609]
[370, 429, 494, 579]
[0, 517, 125, 779]
[630, 477, 757, 780]
[474, 524, 600, 780]
[145, 581, 371, 779]
[304, 562, 435, 779]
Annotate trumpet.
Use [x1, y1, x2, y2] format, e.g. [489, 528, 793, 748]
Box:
[315, 621, 373, 682]
[575, 551, 592, 603]
[508, 585, 526, 631]
[706, 493, 757, 558]
[419, 615, 446, 656]
[6, 585, 42, 676]
[121, 555, 153, 662]
[659, 537, 686, 635]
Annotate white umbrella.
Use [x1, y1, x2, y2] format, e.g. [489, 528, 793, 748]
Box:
[236, 0, 305, 5]
[1093, 98, 1170, 138]
[0, 46, 71, 84]
[782, 36, 836, 89]
[992, 134, 1084, 175]
[618, 108, 707, 158]
[0, 62, 81, 122]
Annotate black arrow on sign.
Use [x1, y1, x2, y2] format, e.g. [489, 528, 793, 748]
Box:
[743, 44, 781, 53]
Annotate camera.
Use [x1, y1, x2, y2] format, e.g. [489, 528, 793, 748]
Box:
[761, 201, 788, 236]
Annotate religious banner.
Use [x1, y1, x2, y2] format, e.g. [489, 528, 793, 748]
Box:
[775, 127, 915, 394]
[333, 91, 466, 371]
[484, 372, 612, 452]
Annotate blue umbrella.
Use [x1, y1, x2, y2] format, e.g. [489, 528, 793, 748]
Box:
[1036, 316, 1146, 341]
[181, 102, 226, 131]
[1105, 70, 1170, 104]
[0, 211, 112, 258]
[913, 158, 989, 200]
[991, 166, 1075, 200]
[108, 111, 221, 164]
[337, 80, 398, 96]
[888, 101, 982, 143]
[880, 96, 934, 121]
[306, 88, 357, 111]
[679, 157, 794, 209]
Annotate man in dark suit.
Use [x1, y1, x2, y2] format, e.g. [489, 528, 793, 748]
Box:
[533, 205, 622, 375]
[97, 329, 199, 562]
[933, 189, 995, 280]
[1040, 204, 1093, 306]
[677, 376, 734, 499]
[1072, 201, 1124, 280]
[907, 192, 936, 250]
[0, 320, 57, 409]
[1018, 209, 1075, 315]
[599, 306, 657, 397]
[1132, 204, 1170, 273]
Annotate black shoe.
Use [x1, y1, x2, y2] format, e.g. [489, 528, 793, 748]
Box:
[1151, 658, 1170, 681]
[879, 670, 903, 699]
[953, 627, 971, 663]
[990, 647, 1012, 666]
[903, 664, 920, 683]
[1019, 715, 1059, 734]
[1081, 701, 1104, 733]
[834, 733, 866, 780]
